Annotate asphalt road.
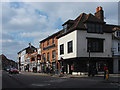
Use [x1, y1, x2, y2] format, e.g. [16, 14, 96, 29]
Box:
[2, 71, 120, 89]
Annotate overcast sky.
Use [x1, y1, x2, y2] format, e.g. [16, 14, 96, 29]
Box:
[1, 2, 119, 61]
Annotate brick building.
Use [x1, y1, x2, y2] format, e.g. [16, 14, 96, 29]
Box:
[40, 30, 63, 73]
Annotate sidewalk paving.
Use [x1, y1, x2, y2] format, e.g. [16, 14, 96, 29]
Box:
[20, 71, 120, 84]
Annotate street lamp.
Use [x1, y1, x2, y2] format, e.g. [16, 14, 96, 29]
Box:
[88, 43, 91, 76]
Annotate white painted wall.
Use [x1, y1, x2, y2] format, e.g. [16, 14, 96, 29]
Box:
[58, 30, 112, 60]
[112, 39, 120, 56]
[38, 48, 41, 54]
[77, 30, 112, 57]
[112, 32, 120, 73]
[20, 50, 26, 64]
[58, 31, 77, 60]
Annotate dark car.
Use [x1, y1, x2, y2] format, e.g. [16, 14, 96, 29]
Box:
[9, 68, 19, 74]
[4, 67, 10, 72]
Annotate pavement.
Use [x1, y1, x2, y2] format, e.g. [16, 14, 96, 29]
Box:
[19, 71, 120, 84]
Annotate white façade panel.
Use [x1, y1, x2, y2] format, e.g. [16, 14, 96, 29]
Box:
[58, 31, 77, 60]
[77, 30, 112, 58]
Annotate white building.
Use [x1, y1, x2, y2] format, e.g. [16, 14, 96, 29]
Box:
[17, 43, 37, 71]
[57, 7, 119, 74]
[17, 50, 26, 71]
[112, 27, 120, 73]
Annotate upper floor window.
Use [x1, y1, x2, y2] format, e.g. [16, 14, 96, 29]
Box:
[43, 42, 45, 48]
[116, 31, 120, 37]
[39, 43, 41, 48]
[87, 23, 103, 33]
[118, 43, 120, 52]
[47, 53, 49, 61]
[60, 44, 64, 55]
[47, 40, 49, 46]
[53, 38, 55, 44]
[68, 41, 73, 53]
[52, 51, 56, 59]
[87, 38, 104, 52]
[43, 53, 46, 61]
[63, 24, 67, 33]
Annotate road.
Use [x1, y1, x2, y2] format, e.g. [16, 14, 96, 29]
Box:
[2, 71, 120, 89]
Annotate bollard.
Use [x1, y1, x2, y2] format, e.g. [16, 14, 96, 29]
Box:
[106, 70, 109, 80]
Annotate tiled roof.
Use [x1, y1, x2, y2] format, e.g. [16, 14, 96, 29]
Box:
[57, 12, 120, 39]
[40, 30, 63, 43]
[17, 45, 37, 54]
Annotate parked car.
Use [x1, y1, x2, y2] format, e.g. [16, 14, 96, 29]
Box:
[9, 68, 19, 74]
[4, 67, 10, 72]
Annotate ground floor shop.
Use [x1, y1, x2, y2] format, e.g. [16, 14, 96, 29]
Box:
[61, 57, 113, 74]
[20, 57, 115, 74]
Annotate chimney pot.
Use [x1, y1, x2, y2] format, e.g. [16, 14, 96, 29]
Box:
[99, 7, 102, 11]
[96, 7, 99, 12]
[95, 6, 104, 22]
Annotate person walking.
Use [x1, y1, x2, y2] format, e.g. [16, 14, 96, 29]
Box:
[104, 64, 108, 80]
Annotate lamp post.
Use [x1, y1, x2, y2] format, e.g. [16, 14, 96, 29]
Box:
[88, 43, 91, 76]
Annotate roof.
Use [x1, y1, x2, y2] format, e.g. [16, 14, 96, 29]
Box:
[112, 27, 120, 31]
[62, 19, 74, 26]
[40, 30, 63, 43]
[17, 45, 37, 54]
[57, 13, 106, 39]
[57, 12, 120, 39]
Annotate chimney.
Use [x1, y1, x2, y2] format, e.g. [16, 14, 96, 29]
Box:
[29, 43, 31, 48]
[95, 6, 104, 22]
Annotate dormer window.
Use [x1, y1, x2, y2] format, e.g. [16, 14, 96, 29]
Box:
[63, 24, 67, 33]
[87, 23, 103, 34]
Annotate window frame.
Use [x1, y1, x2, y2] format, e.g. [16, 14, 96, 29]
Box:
[47, 52, 49, 61]
[43, 42, 45, 48]
[87, 23, 103, 34]
[53, 38, 55, 44]
[87, 38, 104, 52]
[43, 53, 46, 61]
[52, 50, 56, 59]
[117, 31, 120, 37]
[60, 44, 64, 55]
[68, 40, 73, 53]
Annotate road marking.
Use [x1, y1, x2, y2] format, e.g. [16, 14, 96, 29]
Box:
[110, 82, 120, 87]
[8, 74, 13, 77]
[31, 83, 51, 87]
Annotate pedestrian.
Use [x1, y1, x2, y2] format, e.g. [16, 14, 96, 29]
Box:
[104, 64, 108, 80]
[71, 64, 74, 75]
[62, 66, 64, 74]
[46, 67, 49, 74]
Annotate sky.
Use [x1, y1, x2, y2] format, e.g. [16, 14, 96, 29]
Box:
[1, 1, 119, 62]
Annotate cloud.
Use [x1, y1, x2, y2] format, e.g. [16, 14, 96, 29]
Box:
[2, 2, 118, 61]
